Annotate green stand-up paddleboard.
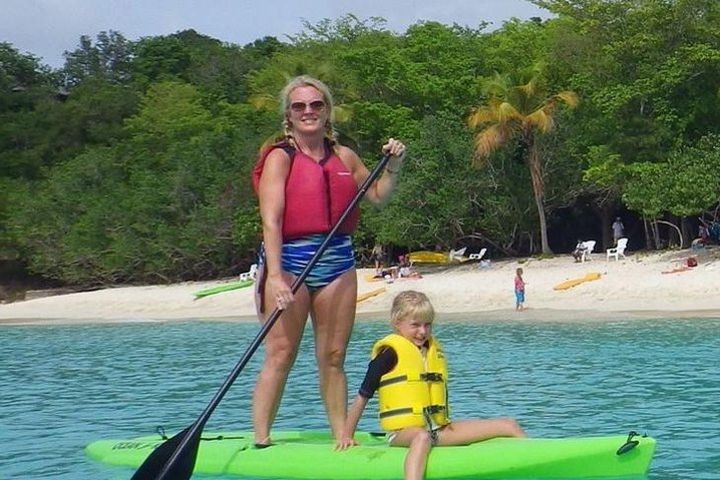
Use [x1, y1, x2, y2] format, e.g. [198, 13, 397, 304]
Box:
[86, 430, 655, 479]
[193, 279, 254, 299]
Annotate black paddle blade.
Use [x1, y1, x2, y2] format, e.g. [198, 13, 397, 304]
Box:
[131, 426, 199, 480]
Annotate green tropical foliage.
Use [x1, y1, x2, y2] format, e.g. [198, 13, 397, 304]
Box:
[2, 3, 720, 287]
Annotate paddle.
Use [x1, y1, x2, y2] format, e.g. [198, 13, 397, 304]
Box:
[132, 152, 394, 480]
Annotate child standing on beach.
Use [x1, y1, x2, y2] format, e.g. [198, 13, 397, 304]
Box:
[336, 290, 526, 480]
[514, 267, 526, 311]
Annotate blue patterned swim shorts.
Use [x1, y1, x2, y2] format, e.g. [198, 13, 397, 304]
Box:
[258, 234, 355, 292]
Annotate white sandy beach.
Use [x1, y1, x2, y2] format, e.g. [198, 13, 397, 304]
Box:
[2, 248, 719, 325]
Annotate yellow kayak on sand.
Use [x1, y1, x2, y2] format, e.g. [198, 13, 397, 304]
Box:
[408, 251, 450, 264]
[554, 272, 602, 291]
[357, 287, 386, 303]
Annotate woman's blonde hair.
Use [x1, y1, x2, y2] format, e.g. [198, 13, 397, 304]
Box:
[390, 290, 435, 326]
[257, 75, 340, 159]
[280, 75, 338, 145]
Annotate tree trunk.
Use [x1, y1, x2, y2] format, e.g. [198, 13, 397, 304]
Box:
[655, 219, 684, 249]
[643, 218, 652, 250]
[651, 220, 661, 249]
[526, 136, 552, 254]
[680, 216, 690, 247]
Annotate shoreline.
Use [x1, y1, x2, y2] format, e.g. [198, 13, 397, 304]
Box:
[3, 307, 719, 327]
[2, 248, 719, 326]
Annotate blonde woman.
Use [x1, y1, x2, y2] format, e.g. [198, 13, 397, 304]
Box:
[251, 75, 406, 447]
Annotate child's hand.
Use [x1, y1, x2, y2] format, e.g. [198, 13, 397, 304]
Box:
[335, 436, 359, 451]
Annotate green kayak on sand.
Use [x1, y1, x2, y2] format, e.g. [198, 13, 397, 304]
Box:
[193, 279, 254, 299]
[86, 430, 655, 479]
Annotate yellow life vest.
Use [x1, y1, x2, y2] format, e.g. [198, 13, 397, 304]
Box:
[371, 333, 450, 431]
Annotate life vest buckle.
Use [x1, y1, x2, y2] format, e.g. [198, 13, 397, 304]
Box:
[421, 372, 443, 382]
[424, 405, 446, 415]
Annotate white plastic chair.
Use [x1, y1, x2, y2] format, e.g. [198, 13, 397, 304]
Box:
[239, 263, 258, 281]
[581, 241, 596, 263]
[606, 238, 628, 261]
[448, 247, 467, 261]
[469, 248, 488, 261]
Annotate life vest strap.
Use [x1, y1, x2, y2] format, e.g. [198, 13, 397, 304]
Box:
[379, 375, 407, 387]
[420, 372, 444, 382]
[379, 407, 414, 418]
[380, 371, 443, 387]
[379, 404, 446, 419]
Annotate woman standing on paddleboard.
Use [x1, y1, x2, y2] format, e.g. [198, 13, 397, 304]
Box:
[252, 75, 406, 447]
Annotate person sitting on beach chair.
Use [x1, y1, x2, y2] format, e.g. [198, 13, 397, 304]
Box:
[398, 255, 421, 279]
[572, 240, 587, 263]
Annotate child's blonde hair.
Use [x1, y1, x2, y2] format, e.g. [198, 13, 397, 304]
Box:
[390, 290, 435, 325]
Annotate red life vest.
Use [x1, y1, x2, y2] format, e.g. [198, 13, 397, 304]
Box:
[252, 143, 360, 240]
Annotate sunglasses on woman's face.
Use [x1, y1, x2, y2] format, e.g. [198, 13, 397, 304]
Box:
[289, 100, 326, 113]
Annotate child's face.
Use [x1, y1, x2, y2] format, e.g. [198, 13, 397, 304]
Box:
[394, 315, 433, 346]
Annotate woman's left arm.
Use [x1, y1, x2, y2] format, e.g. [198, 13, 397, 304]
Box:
[343, 138, 406, 206]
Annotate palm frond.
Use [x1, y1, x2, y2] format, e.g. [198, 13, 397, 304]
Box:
[467, 106, 496, 130]
[497, 102, 522, 124]
[517, 78, 538, 99]
[472, 125, 507, 166]
[525, 109, 555, 133]
[481, 72, 511, 97]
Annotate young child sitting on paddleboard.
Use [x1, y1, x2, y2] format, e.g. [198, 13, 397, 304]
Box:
[336, 290, 526, 480]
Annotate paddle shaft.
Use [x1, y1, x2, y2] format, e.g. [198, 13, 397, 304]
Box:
[151, 153, 393, 480]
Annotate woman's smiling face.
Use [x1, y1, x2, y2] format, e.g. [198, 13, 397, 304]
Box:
[287, 85, 328, 136]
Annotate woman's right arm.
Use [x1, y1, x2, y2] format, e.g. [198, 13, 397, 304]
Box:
[257, 148, 293, 306]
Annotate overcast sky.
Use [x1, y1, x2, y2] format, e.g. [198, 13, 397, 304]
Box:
[2, 0, 552, 69]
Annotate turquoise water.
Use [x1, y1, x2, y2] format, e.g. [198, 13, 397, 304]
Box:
[1, 317, 719, 479]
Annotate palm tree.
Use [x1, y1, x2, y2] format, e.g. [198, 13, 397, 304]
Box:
[468, 70, 579, 254]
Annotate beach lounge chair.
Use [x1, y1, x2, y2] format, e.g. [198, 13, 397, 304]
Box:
[581, 241, 596, 263]
[469, 248, 487, 261]
[239, 263, 258, 281]
[606, 238, 628, 261]
[448, 247, 467, 261]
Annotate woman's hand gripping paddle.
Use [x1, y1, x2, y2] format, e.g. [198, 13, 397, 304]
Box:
[131, 153, 393, 480]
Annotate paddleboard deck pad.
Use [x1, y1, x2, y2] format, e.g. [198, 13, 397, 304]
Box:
[86, 430, 655, 479]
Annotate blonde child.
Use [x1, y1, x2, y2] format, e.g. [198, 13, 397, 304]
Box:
[336, 290, 526, 480]
[514, 267, 526, 311]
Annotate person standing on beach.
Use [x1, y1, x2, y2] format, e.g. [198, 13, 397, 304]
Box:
[372, 243, 385, 277]
[514, 268, 526, 311]
[251, 74, 406, 447]
[612, 217, 625, 245]
[337, 290, 526, 480]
